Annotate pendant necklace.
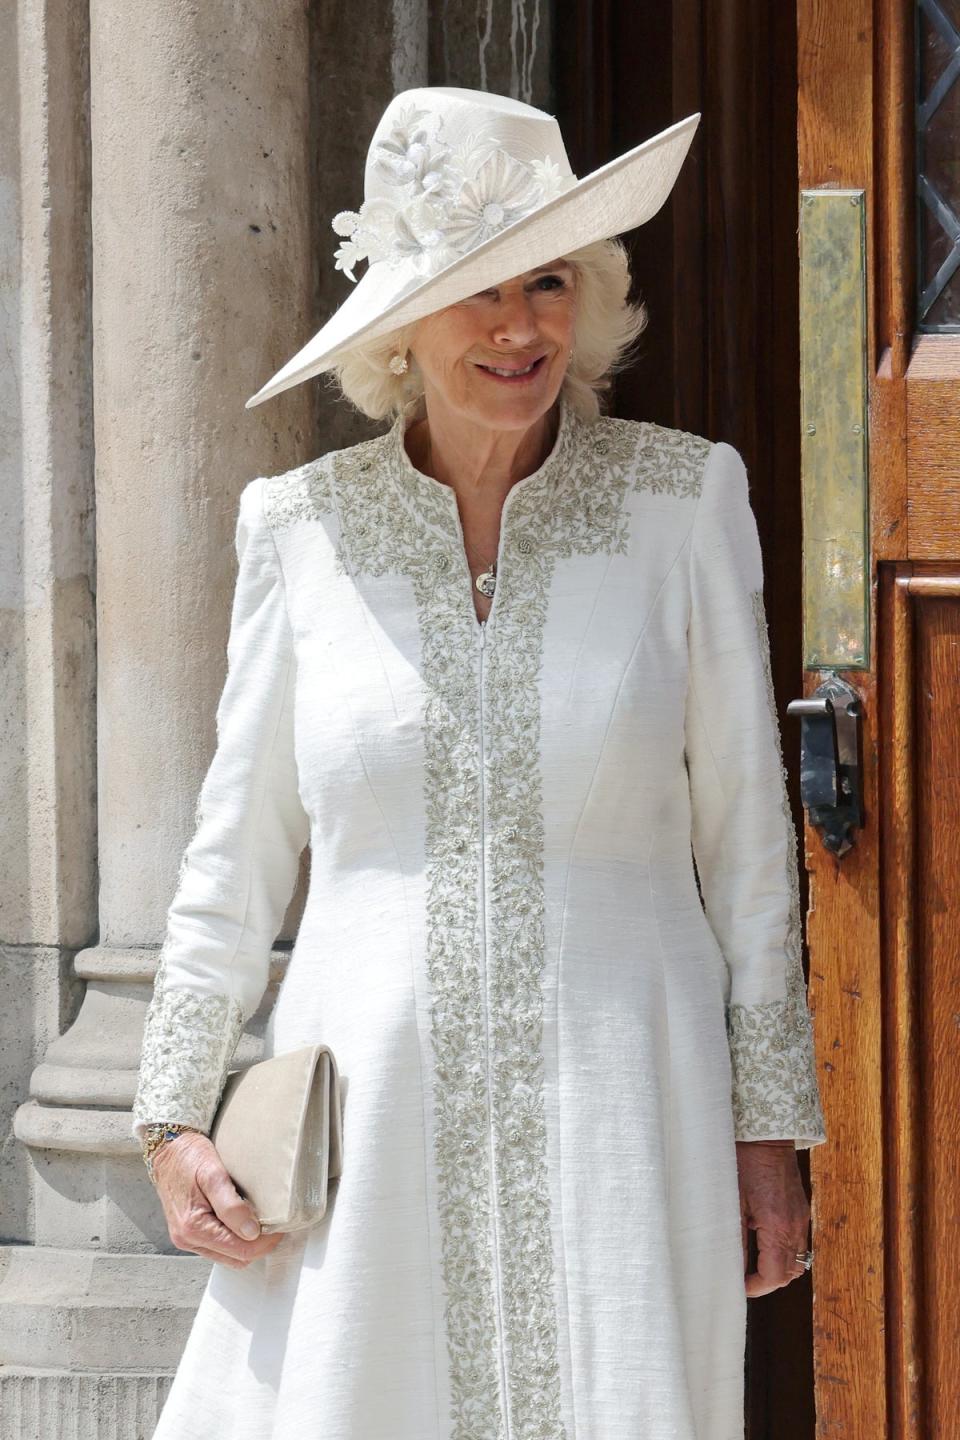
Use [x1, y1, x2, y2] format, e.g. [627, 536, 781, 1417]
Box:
[465, 529, 498, 597]
[423, 429, 499, 597]
[465, 533, 498, 596]
[475, 558, 497, 598]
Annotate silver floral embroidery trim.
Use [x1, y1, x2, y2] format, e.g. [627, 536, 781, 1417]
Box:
[332, 420, 503, 1438]
[723, 591, 827, 1148]
[481, 414, 639, 1439]
[131, 944, 245, 1135]
[263, 458, 336, 530]
[338, 401, 647, 1438]
[256, 401, 726, 1432]
[632, 422, 711, 498]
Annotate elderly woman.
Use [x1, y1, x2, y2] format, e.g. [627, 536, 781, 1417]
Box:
[132, 87, 826, 1440]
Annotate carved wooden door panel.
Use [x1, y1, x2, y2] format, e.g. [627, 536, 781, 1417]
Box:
[798, 1, 960, 1437]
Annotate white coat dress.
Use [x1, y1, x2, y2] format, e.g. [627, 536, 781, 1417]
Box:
[132, 393, 827, 1440]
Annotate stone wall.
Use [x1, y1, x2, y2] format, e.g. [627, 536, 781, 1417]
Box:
[0, 1, 553, 1433]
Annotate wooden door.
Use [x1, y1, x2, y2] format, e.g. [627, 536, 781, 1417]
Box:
[557, 0, 960, 1435]
[557, 2, 817, 1435]
[798, 1, 960, 1436]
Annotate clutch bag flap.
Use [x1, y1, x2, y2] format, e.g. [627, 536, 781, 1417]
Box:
[209, 1043, 343, 1234]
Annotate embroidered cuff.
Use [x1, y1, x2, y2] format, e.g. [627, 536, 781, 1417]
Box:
[131, 974, 245, 1141]
[726, 992, 827, 1148]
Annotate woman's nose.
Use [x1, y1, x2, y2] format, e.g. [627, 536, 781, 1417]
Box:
[490, 291, 540, 346]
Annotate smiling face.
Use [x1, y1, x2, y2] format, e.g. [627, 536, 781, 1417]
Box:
[408, 259, 578, 433]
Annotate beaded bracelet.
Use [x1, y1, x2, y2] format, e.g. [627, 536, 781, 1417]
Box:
[141, 1122, 202, 1184]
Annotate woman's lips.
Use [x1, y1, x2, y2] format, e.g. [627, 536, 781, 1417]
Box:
[474, 354, 548, 384]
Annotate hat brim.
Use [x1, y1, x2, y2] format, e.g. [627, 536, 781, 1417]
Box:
[245, 111, 701, 410]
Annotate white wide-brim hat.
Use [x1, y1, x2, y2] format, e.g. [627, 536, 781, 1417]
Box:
[245, 87, 701, 410]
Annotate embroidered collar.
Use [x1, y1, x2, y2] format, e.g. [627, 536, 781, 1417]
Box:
[386, 394, 583, 524]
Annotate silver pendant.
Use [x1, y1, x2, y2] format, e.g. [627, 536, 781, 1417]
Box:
[475, 563, 497, 598]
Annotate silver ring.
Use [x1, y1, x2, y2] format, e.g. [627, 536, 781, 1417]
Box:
[794, 1249, 814, 1271]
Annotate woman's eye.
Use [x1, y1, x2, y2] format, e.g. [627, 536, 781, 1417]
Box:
[463, 275, 567, 303]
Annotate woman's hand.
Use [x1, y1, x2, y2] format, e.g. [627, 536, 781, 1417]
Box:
[735, 1139, 812, 1297]
[150, 1130, 286, 1270]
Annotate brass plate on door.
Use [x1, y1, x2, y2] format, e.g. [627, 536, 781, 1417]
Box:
[798, 188, 870, 669]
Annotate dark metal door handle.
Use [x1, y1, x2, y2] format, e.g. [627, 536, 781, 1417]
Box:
[786, 677, 864, 857]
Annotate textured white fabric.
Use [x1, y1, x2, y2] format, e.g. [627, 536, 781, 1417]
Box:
[134, 397, 826, 1440]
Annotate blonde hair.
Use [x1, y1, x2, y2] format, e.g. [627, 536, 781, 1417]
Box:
[325, 237, 648, 424]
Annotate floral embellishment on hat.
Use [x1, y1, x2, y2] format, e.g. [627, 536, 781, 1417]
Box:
[443, 148, 545, 251]
[331, 106, 577, 284]
[370, 105, 455, 196]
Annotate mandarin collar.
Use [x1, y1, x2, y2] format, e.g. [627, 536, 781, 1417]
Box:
[386, 394, 581, 520]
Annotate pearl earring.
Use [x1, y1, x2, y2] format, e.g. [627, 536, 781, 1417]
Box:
[389, 351, 409, 375]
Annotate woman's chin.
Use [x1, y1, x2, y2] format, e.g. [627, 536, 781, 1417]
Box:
[463, 373, 564, 429]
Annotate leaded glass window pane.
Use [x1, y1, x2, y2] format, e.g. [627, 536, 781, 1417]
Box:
[916, 0, 960, 329]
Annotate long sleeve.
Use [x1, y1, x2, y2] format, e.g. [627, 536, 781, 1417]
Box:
[683, 441, 827, 1150]
[131, 477, 310, 1141]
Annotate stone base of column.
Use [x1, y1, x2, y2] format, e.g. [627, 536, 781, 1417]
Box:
[0, 1369, 173, 1439]
[0, 1244, 207, 1376]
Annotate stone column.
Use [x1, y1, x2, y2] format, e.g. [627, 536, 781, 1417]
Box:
[0, 0, 99, 1417]
[4, 0, 315, 1429]
[2, 1, 555, 1430]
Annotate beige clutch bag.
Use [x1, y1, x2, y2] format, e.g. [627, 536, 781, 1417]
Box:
[209, 1043, 343, 1235]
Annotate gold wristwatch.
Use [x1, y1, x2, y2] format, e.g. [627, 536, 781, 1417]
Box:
[141, 1122, 201, 1184]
